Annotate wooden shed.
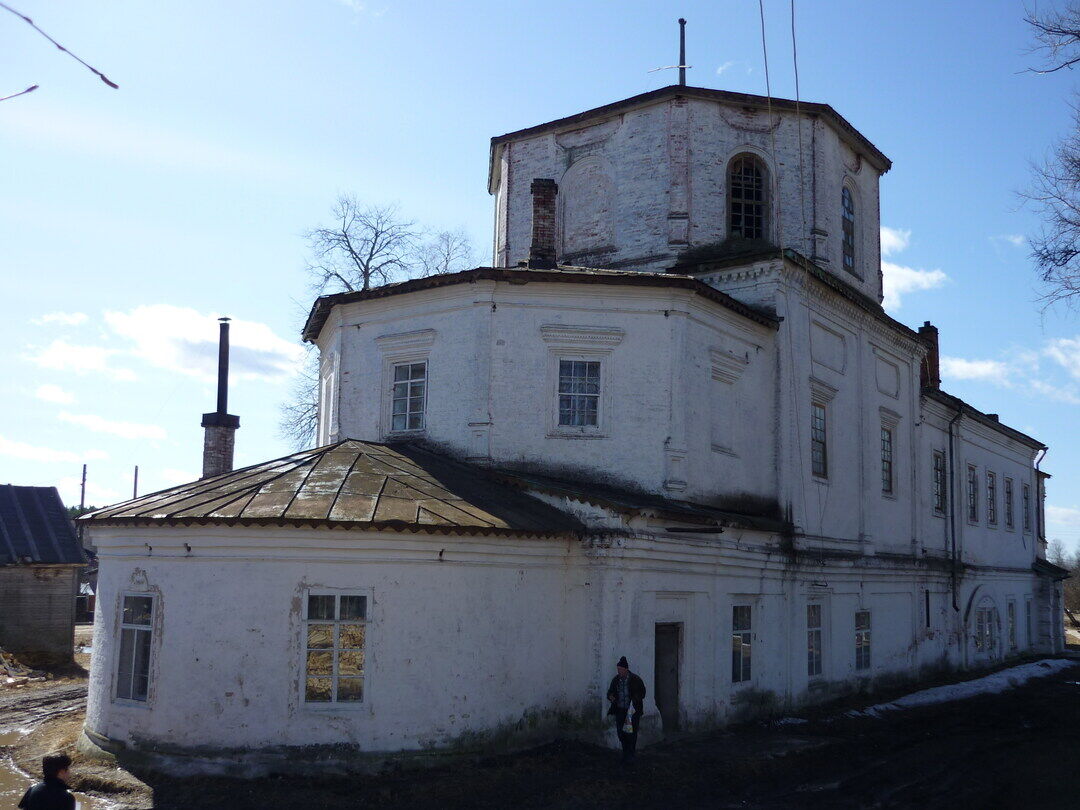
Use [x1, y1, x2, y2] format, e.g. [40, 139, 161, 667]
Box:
[0, 485, 86, 665]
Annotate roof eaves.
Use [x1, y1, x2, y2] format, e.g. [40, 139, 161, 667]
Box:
[923, 388, 1046, 450]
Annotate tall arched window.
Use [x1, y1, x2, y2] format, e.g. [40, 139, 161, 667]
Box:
[728, 155, 768, 240]
[841, 186, 856, 274]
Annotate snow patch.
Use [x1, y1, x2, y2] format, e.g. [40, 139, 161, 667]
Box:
[847, 659, 1076, 718]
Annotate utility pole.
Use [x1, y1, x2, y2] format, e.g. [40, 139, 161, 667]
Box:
[133, 465, 139, 499]
[678, 18, 687, 86]
[80, 463, 87, 509]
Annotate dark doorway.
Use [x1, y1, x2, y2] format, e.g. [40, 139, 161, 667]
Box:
[654, 622, 681, 732]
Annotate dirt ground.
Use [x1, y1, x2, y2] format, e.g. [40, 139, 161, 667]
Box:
[4, 654, 1080, 810]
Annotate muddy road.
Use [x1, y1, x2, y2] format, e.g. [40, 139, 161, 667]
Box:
[0, 681, 86, 729]
[3, 658, 1079, 809]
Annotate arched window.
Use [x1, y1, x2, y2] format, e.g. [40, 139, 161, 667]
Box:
[728, 155, 768, 240]
[841, 186, 856, 274]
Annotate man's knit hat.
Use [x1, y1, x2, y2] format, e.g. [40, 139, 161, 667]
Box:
[617, 656, 629, 669]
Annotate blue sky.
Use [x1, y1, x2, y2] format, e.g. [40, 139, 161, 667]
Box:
[3, 0, 1079, 548]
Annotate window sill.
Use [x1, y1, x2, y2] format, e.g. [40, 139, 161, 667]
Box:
[931, 511, 946, 520]
[881, 492, 896, 501]
[111, 698, 152, 710]
[812, 476, 829, 486]
[386, 429, 426, 440]
[547, 430, 609, 440]
[301, 702, 368, 712]
[712, 444, 738, 457]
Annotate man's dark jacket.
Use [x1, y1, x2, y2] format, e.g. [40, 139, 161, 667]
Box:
[606, 672, 646, 716]
[18, 777, 75, 810]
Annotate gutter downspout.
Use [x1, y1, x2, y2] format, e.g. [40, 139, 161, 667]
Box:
[947, 406, 963, 613]
[1034, 448, 1047, 549]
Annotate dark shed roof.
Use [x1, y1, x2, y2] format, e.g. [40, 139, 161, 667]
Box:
[0, 485, 86, 565]
[80, 440, 585, 538]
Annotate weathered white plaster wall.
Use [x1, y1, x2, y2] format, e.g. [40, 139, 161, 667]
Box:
[492, 96, 883, 300]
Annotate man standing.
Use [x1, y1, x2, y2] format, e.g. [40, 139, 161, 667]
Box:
[606, 655, 646, 763]
[18, 753, 75, 810]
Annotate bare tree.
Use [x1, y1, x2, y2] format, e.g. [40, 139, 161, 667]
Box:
[1048, 537, 1068, 566]
[305, 196, 421, 293]
[282, 198, 477, 449]
[418, 228, 475, 276]
[1024, 4, 1080, 304]
[279, 348, 319, 450]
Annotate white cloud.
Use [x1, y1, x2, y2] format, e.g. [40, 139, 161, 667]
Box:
[1044, 337, 1080, 381]
[939, 356, 1012, 383]
[1028, 378, 1080, 405]
[1002, 234, 1025, 247]
[0, 435, 107, 464]
[716, 61, 736, 75]
[58, 412, 166, 441]
[881, 261, 948, 311]
[880, 226, 911, 258]
[57, 475, 122, 506]
[26, 339, 137, 381]
[32, 312, 87, 327]
[35, 384, 75, 405]
[1048, 505, 1080, 527]
[104, 305, 303, 383]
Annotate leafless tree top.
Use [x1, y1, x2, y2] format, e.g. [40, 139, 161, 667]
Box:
[1027, 3, 1080, 73]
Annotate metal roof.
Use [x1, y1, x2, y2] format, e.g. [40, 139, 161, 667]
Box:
[302, 265, 779, 343]
[80, 440, 586, 537]
[0, 485, 86, 565]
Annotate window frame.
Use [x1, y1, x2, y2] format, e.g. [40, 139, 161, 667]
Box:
[540, 325, 623, 439]
[301, 589, 371, 709]
[811, 401, 829, 480]
[967, 465, 979, 524]
[727, 154, 770, 241]
[731, 604, 753, 684]
[806, 603, 823, 679]
[389, 360, 428, 434]
[880, 424, 895, 496]
[854, 609, 872, 671]
[556, 358, 602, 429]
[1004, 477, 1015, 530]
[1022, 483, 1032, 533]
[841, 185, 857, 276]
[375, 329, 436, 440]
[987, 470, 998, 527]
[932, 450, 947, 516]
[1007, 599, 1017, 651]
[113, 591, 155, 705]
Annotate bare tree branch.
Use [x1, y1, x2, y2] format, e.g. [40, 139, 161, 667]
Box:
[278, 347, 319, 450]
[417, 228, 476, 276]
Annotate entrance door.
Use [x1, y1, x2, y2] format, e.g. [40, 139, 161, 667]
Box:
[654, 623, 681, 732]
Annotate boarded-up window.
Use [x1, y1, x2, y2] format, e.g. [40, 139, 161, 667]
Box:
[117, 594, 153, 702]
[304, 592, 367, 703]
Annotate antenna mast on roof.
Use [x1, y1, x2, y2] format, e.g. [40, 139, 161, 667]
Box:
[648, 18, 691, 82]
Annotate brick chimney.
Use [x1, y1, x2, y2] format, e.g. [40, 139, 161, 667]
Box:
[918, 321, 940, 389]
[528, 178, 558, 269]
[201, 317, 240, 478]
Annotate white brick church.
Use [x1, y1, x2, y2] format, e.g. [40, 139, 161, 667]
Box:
[80, 84, 1066, 774]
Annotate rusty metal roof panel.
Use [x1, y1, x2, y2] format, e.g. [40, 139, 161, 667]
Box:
[80, 440, 584, 537]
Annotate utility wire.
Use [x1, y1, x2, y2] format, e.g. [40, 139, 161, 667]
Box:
[0, 1, 118, 89]
[0, 84, 37, 102]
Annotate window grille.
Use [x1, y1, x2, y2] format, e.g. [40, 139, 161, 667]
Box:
[1007, 601, 1017, 650]
[1023, 484, 1032, 532]
[841, 187, 856, 274]
[881, 426, 894, 494]
[304, 593, 367, 703]
[732, 605, 752, 683]
[117, 594, 153, 702]
[855, 610, 871, 670]
[967, 466, 979, 523]
[932, 450, 947, 514]
[391, 362, 426, 432]
[729, 156, 768, 240]
[1004, 478, 1014, 529]
[987, 471, 998, 525]
[811, 402, 828, 478]
[807, 604, 823, 678]
[557, 360, 601, 427]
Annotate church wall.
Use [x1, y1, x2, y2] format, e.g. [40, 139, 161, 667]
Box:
[494, 96, 884, 302]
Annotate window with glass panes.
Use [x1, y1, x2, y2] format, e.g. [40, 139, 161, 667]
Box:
[855, 610, 871, 670]
[1007, 600, 1017, 650]
[557, 360, 600, 427]
[807, 604, 823, 678]
[391, 362, 426, 432]
[1023, 484, 1032, 532]
[116, 594, 154, 702]
[841, 187, 856, 274]
[732, 605, 752, 683]
[1004, 478, 1014, 529]
[304, 593, 367, 704]
[881, 426, 894, 494]
[987, 471, 998, 525]
[811, 402, 828, 478]
[967, 466, 979, 522]
[729, 156, 768, 240]
[933, 450, 947, 514]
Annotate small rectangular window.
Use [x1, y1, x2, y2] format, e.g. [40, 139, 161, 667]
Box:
[116, 594, 154, 702]
[1026, 598, 1033, 647]
[732, 605, 752, 683]
[1007, 600, 1017, 650]
[807, 604, 823, 678]
[854, 610, 871, 671]
[967, 465, 979, 523]
[391, 362, 426, 432]
[880, 426, 894, 494]
[987, 471, 998, 526]
[925, 589, 931, 629]
[811, 402, 828, 479]
[1023, 484, 1032, 532]
[557, 360, 601, 427]
[932, 450, 947, 515]
[1004, 478, 1014, 530]
[304, 592, 367, 704]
